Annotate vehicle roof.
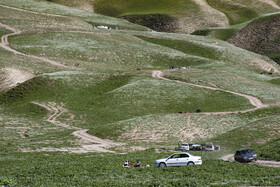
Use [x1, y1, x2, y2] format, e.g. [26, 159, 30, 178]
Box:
[171, 152, 195, 156]
[236, 148, 251, 151]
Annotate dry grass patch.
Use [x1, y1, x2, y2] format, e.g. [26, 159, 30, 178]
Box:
[118, 113, 243, 143]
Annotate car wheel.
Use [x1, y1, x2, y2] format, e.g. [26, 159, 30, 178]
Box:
[159, 163, 166, 168]
[187, 162, 195, 165]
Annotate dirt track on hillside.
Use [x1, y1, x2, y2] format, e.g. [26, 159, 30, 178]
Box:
[220, 154, 280, 168]
[0, 23, 77, 69]
[0, 4, 278, 154]
[31, 102, 123, 153]
[0, 6, 123, 153]
[152, 70, 268, 114]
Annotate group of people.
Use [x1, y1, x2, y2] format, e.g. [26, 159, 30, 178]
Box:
[123, 160, 141, 167]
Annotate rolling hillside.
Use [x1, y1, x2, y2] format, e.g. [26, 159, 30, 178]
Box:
[91, 0, 280, 33]
[227, 12, 280, 65]
[0, 0, 280, 186]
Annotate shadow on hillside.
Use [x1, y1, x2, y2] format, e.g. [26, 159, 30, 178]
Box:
[120, 14, 178, 32]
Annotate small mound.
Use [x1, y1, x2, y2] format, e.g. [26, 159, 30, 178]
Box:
[227, 13, 280, 66]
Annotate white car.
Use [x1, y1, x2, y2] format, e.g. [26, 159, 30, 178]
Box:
[205, 142, 215, 151]
[154, 152, 202, 168]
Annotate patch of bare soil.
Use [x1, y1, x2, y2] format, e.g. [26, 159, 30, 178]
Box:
[0, 67, 34, 91]
[220, 154, 280, 168]
[31, 102, 124, 153]
[250, 58, 279, 73]
[255, 160, 280, 167]
[220, 154, 234, 162]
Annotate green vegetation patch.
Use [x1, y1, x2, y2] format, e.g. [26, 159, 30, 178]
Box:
[255, 138, 280, 161]
[267, 52, 280, 65]
[0, 27, 11, 38]
[1, 72, 252, 141]
[192, 28, 238, 41]
[88, 75, 252, 139]
[0, 0, 148, 31]
[0, 76, 58, 103]
[93, 0, 198, 17]
[269, 78, 280, 86]
[208, 107, 280, 150]
[206, 0, 258, 25]
[0, 150, 279, 186]
[136, 36, 221, 61]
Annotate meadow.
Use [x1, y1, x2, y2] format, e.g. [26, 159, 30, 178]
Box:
[1, 150, 280, 186]
[0, 0, 280, 186]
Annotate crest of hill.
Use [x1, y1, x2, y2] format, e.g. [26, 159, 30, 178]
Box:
[227, 13, 280, 65]
[50, 0, 280, 33]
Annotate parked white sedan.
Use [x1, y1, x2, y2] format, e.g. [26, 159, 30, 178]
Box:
[154, 152, 202, 168]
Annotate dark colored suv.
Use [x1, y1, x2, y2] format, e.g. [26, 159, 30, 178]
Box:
[234, 148, 257, 163]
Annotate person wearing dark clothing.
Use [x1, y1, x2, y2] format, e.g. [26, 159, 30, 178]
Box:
[134, 160, 141, 167]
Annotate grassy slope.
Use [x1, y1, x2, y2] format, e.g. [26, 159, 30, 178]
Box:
[0, 0, 280, 186]
[192, 1, 280, 40]
[92, 0, 280, 33]
[93, 0, 197, 17]
[255, 138, 280, 161]
[0, 0, 148, 31]
[1, 0, 279, 142]
[227, 12, 280, 65]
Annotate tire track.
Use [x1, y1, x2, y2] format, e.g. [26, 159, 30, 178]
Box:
[220, 154, 280, 168]
[31, 102, 123, 153]
[0, 22, 77, 69]
[152, 70, 268, 115]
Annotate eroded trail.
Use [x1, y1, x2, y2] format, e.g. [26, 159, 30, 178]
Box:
[31, 102, 123, 153]
[0, 22, 77, 69]
[220, 154, 280, 168]
[152, 70, 268, 114]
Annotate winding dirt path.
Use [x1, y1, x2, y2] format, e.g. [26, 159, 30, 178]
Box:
[220, 154, 280, 168]
[152, 70, 268, 114]
[0, 22, 77, 69]
[31, 102, 123, 153]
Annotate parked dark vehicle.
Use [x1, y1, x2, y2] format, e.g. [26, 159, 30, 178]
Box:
[234, 148, 257, 162]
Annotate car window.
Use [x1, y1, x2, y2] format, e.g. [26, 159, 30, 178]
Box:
[179, 154, 189, 158]
[170, 154, 180, 159]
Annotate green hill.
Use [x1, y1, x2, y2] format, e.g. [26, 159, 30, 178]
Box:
[227, 13, 280, 65]
[91, 0, 280, 33]
[0, 0, 280, 186]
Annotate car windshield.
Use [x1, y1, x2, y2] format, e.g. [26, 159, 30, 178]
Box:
[241, 149, 253, 154]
